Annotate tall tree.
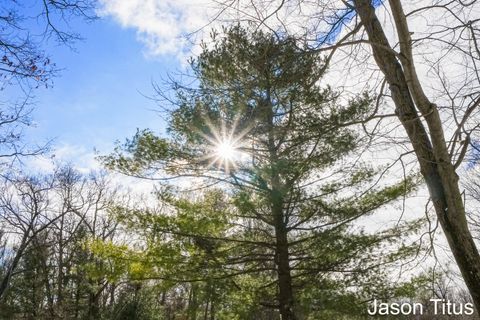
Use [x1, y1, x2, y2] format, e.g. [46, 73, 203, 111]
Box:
[352, 0, 480, 311]
[104, 26, 421, 319]
[209, 0, 480, 311]
[0, 166, 124, 318]
[0, 173, 58, 301]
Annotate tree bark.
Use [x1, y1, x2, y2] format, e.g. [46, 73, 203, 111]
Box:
[188, 284, 199, 320]
[353, 0, 480, 311]
[0, 233, 30, 300]
[273, 200, 296, 320]
[56, 212, 65, 314]
[265, 82, 297, 320]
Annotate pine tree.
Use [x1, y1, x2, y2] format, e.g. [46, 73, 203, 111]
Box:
[104, 26, 422, 319]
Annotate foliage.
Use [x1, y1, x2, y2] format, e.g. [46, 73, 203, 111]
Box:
[102, 26, 425, 319]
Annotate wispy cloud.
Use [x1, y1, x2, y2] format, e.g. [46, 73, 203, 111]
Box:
[26, 144, 100, 174]
[97, 0, 333, 60]
[98, 0, 215, 57]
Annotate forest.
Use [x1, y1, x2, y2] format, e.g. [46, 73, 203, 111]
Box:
[1, 0, 480, 319]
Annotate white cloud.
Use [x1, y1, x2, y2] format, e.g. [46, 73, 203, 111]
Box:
[98, 0, 215, 57]
[97, 0, 332, 60]
[25, 143, 100, 174]
[26, 155, 57, 174]
[24, 144, 158, 199]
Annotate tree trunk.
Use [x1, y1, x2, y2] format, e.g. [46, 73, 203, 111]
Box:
[265, 81, 297, 320]
[353, 0, 480, 311]
[203, 298, 209, 320]
[56, 213, 65, 315]
[188, 284, 198, 320]
[0, 233, 30, 300]
[209, 297, 215, 320]
[109, 283, 116, 309]
[273, 207, 296, 320]
[87, 282, 102, 320]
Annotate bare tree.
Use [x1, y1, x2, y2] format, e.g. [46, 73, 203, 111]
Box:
[0, 172, 58, 300]
[464, 167, 480, 243]
[0, 98, 49, 174]
[0, 0, 97, 170]
[0, 165, 123, 319]
[208, 0, 480, 312]
[352, 0, 480, 312]
[1, 0, 97, 89]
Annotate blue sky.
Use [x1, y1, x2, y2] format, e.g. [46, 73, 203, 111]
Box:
[19, 17, 178, 163]
[4, 0, 383, 171]
[2, 0, 219, 171]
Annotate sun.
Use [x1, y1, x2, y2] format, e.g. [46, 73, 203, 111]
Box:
[195, 117, 251, 174]
[215, 139, 237, 161]
[208, 136, 242, 173]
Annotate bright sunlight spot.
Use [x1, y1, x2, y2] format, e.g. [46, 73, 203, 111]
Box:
[198, 117, 252, 174]
[215, 139, 237, 161]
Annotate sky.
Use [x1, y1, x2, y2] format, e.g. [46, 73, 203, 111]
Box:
[20, 8, 179, 170]
[7, 0, 286, 172]
[12, 0, 428, 222]
[10, 0, 366, 173]
[5, 0, 478, 175]
[1, 0, 219, 172]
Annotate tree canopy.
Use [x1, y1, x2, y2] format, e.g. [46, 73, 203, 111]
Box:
[103, 26, 424, 320]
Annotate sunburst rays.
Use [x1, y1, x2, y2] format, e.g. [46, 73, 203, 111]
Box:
[195, 115, 251, 174]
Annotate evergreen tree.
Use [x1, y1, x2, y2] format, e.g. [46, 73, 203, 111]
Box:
[104, 26, 422, 319]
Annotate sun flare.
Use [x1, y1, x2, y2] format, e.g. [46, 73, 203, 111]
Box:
[196, 117, 252, 174]
[208, 136, 242, 173]
[215, 139, 237, 161]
